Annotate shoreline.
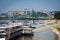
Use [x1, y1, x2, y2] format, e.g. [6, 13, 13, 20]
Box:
[53, 29, 60, 40]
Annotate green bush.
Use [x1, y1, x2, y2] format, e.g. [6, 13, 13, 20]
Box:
[56, 28, 60, 31]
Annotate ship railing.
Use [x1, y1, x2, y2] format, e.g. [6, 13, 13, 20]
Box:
[10, 28, 22, 33]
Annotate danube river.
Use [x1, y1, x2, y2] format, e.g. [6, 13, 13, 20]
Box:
[15, 20, 58, 40]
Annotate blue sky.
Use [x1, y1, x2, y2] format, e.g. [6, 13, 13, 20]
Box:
[0, 0, 60, 13]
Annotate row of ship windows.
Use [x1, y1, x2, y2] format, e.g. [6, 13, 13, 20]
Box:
[5, 26, 21, 31]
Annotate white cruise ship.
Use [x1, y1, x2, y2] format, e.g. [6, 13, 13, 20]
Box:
[21, 22, 36, 35]
[0, 21, 23, 40]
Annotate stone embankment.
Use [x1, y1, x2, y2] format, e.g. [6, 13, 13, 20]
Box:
[53, 29, 60, 40]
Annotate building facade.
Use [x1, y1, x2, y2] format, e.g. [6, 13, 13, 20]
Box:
[8, 10, 31, 17]
[8, 11, 24, 17]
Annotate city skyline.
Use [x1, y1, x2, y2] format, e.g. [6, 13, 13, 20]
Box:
[0, 0, 60, 13]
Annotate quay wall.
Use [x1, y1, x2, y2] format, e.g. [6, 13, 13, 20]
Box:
[53, 29, 60, 40]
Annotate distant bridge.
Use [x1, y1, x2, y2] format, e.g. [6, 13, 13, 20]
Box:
[7, 17, 50, 20]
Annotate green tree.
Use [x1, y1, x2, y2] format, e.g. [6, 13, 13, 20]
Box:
[54, 12, 60, 23]
[54, 12, 60, 19]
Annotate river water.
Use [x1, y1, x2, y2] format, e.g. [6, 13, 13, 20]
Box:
[16, 20, 58, 40]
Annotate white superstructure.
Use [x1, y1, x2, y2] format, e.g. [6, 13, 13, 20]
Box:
[0, 22, 23, 40]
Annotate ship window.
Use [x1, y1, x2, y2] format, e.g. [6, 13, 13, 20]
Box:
[5, 34, 8, 38]
[16, 26, 20, 28]
[13, 27, 16, 29]
[5, 28, 9, 31]
[0, 31, 6, 33]
[0, 34, 5, 38]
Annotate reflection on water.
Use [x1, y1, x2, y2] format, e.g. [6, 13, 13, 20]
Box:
[17, 35, 33, 40]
